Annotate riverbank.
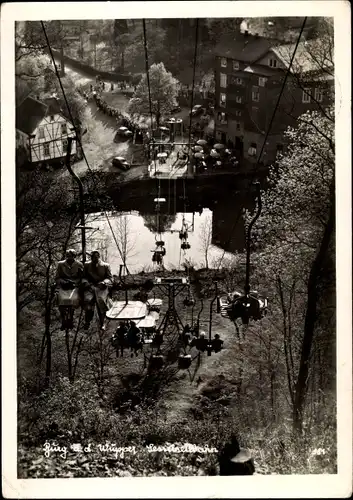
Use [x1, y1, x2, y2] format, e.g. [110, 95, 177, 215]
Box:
[80, 166, 267, 215]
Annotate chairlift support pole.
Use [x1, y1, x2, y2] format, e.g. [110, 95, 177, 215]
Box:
[119, 264, 129, 305]
[244, 182, 262, 296]
[66, 137, 86, 263]
[208, 281, 218, 344]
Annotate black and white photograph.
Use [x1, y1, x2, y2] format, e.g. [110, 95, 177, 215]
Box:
[1, 1, 352, 497]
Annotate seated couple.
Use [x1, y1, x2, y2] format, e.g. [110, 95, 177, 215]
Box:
[55, 249, 113, 331]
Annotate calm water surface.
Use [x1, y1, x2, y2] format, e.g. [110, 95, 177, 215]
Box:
[85, 209, 236, 274]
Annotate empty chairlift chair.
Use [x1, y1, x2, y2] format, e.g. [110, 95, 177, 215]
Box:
[178, 354, 192, 369]
[149, 354, 164, 370]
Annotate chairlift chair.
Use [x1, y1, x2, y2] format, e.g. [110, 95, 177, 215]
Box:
[149, 354, 164, 370]
[152, 331, 164, 348]
[178, 354, 192, 369]
[183, 296, 195, 307]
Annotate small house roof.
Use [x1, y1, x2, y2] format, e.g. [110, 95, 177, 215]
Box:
[16, 95, 75, 135]
[43, 96, 64, 116]
[16, 97, 48, 135]
[42, 96, 75, 124]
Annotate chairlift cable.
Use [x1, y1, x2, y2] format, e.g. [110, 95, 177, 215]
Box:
[142, 19, 155, 145]
[41, 22, 132, 271]
[215, 16, 307, 272]
[142, 19, 164, 252]
[174, 178, 177, 215]
[182, 19, 199, 242]
[40, 22, 93, 176]
[177, 19, 199, 268]
[178, 245, 182, 270]
[188, 19, 199, 157]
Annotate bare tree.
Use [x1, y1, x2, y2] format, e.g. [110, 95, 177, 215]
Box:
[17, 169, 83, 385]
[199, 214, 213, 269]
[114, 215, 137, 271]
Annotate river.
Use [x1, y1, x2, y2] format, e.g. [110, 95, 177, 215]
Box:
[85, 208, 238, 274]
[83, 182, 258, 273]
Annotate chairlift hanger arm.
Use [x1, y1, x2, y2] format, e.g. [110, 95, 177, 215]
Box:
[66, 137, 86, 264]
[245, 182, 262, 295]
[208, 281, 218, 342]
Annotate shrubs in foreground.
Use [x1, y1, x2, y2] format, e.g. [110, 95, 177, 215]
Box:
[18, 374, 336, 477]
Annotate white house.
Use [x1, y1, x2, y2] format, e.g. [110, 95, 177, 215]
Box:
[16, 96, 77, 164]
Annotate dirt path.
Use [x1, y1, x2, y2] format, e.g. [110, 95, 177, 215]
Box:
[163, 311, 238, 425]
[57, 64, 143, 179]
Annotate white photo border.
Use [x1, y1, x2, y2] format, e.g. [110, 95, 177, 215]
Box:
[1, 1, 352, 498]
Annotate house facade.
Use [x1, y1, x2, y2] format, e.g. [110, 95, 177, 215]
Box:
[214, 32, 333, 164]
[16, 96, 77, 165]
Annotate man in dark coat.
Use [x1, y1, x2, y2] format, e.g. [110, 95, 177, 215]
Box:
[82, 250, 113, 330]
[211, 334, 224, 353]
[113, 321, 128, 357]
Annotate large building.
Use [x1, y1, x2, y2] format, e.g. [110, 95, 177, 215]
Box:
[214, 30, 333, 164]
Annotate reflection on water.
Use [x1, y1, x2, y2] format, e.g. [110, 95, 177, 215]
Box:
[85, 209, 235, 274]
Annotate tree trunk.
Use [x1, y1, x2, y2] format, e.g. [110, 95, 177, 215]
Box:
[155, 111, 161, 128]
[121, 49, 125, 73]
[293, 189, 335, 432]
[43, 252, 54, 387]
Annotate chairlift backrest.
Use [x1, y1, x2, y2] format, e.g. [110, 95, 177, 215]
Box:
[178, 354, 192, 369]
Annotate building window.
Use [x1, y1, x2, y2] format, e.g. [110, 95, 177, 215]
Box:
[269, 58, 277, 68]
[38, 127, 45, 140]
[221, 57, 227, 68]
[50, 115, 54, 121]
[220, 93, 226, 107]
[61, 123, 67, 135]
[218, 112, 227, 124]
[235, 96, 242, 103]
[220, 73, 227, 88]
[235, 110, 242, 117]
[252, 86, 260, 102]
[248, 142, 257, 156]
[235, 122, 241, 131]
[314, 87, 323, 102]
[302, 88, 311, 103]
[43, 143, 50, 157]
[230, 76, 243, 85]
[233, 60, 240, 70]
[258, 77, 267, 87]
[62, 139, 68, 152]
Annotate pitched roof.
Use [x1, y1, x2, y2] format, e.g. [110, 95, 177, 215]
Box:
[214, 33, 278, 63]
[269, 40, 334, 74]
[242, 64, 277, 77]
[16, 97, 48, 135]
[43, 96, 63, 116]
[16, 96, 74, 135]
[43, 96, 73, 123]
